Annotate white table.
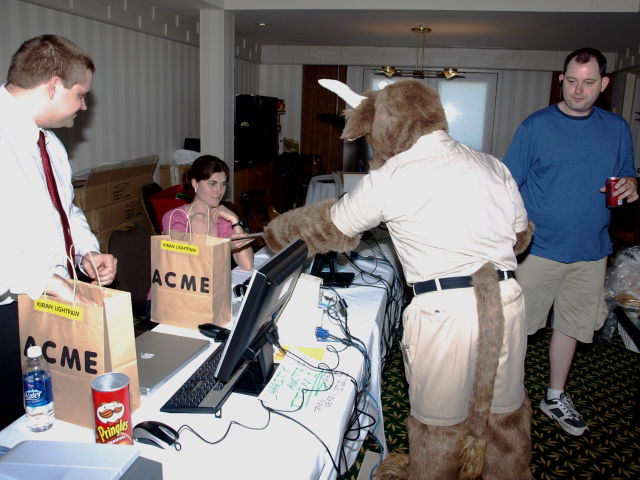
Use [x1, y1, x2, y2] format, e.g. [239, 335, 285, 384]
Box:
[0, 240, 402, 480]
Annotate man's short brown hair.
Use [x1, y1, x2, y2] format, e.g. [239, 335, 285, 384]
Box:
[6, 34, 95, 89]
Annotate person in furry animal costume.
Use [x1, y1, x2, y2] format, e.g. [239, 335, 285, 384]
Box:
[263, 79, 534, 480]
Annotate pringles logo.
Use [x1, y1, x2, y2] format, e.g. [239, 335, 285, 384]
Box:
[97, 400, 125, 423]
[96, 401, 129, 444]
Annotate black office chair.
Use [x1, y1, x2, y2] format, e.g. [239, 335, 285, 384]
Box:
[108, 224, 151, 318]
[238, 190, 279, 250]
[142, 182, 163, 234]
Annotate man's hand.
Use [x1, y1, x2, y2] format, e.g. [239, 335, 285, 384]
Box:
[600, 177, 639, 203]
[81, 252, 118, 286]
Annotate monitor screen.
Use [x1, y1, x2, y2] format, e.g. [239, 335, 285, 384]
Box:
[214, 239, 308, 385]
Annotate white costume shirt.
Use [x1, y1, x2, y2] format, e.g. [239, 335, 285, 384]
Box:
[331, 131, 528, 285]
[0, 85, 98, 304]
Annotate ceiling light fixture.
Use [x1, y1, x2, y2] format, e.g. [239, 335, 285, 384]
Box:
[376, 26, 465, 80]
[256, 22, 269, 27]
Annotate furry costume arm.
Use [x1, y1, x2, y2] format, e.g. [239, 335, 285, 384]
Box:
[263, 199, 362, 256]
[514, 221, 535, 256]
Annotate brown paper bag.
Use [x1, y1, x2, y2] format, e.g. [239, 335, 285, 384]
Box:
[18, 281, 140, 429]
[150, 230, 232, 329]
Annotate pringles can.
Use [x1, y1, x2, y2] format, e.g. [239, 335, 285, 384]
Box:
[606, 177, 623, 207]
[91, 372, 133, 445]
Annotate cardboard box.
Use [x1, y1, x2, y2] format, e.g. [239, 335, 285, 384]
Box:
[73, 155, 158, 211]
[158, 163, 191, 189]
[84, 198, 144, 234]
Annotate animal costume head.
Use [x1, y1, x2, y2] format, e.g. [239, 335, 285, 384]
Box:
[322, 79, 448, 169]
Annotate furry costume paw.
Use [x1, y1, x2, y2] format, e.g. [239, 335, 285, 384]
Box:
[374, 452, 410, 480]
[263, 198, 361, 255]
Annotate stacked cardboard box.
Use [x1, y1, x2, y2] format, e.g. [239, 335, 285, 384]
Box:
[158, 163, 192, 189]
[73, 155, 158, 251]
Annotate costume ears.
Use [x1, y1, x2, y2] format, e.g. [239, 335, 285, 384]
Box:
[318, 79, 366, 108]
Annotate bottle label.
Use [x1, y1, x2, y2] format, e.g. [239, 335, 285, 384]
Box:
[23, 371, 53, 407]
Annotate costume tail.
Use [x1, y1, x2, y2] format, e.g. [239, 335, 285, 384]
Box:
[458, 263, 506, 479]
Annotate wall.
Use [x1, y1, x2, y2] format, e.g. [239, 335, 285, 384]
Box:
[235, 58, 259, 95]
[0, 0, 200, 173]
[258, 64, 303, 146]
[492, 69, 552, 158]
[615, 43, 640, 72]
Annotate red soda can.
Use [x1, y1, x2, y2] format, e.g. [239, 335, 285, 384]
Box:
[606, 177, 622, 207]
[91, 372, 133, 445]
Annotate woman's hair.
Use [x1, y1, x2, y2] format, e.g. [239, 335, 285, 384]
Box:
[182, 155, 230, 198]
[7, 34, 95, 89]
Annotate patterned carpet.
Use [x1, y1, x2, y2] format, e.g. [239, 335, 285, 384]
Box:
[347, 328, 640, 479]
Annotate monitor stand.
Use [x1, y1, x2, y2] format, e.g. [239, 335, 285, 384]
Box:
[202, 324, 278, 414]
[233, 341, 275, 396]
[233, 321, 278, 396]
[311, 252, 355, 288]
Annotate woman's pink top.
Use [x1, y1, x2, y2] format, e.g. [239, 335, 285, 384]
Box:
[161, 205, 234, 237]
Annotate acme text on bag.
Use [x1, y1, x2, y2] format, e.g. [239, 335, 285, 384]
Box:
[152, 269, 211, 293]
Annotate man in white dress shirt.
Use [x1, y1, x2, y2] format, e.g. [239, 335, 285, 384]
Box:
[0, 35, 117, 429]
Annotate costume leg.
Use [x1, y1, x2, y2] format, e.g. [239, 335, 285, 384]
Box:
[406, 415, 462, 480]
[375, 414, 464, 480]
[482, 394, 533, 480]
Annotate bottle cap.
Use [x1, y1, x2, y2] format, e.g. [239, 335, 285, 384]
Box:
[27, 345, 42, 358]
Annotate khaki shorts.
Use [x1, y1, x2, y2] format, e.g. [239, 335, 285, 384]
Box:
[401, 279, 526, 426]
[516, 254, 608, 343]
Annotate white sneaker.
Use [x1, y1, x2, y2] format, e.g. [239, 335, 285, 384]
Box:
[540, 391, 588, 436]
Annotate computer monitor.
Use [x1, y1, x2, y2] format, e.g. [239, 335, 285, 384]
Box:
[214, 239, 308, 395]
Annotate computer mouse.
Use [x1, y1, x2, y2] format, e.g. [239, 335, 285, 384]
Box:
[133, 420, 180, 449]
[198, 323, 230, 341]
[233, 283, 247, 298]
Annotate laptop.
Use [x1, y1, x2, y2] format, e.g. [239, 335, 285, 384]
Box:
[135, 331, 210, 396]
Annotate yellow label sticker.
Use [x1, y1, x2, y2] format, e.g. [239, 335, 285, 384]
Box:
[275, 346, 325, 363]
[34, 299, 83, 322]
[161, 240, 199, 255]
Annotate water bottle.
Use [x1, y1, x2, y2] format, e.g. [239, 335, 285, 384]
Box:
[23, 345, 55, 432]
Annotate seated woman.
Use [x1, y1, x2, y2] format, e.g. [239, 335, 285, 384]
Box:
[162, 155, 254, 271]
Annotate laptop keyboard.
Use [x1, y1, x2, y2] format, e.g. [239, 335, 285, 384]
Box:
[160, 342, 227, 414]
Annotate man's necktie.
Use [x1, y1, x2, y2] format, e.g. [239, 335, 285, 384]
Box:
[38, 130, 75, 277]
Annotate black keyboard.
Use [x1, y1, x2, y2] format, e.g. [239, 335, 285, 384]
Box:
[160, 343, 227, 414]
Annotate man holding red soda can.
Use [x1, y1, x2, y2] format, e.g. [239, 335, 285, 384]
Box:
[503, 47, 637, 437]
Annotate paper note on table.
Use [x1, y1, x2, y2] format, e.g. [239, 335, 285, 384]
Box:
[274, 345, 325, 362]
[260, 348, 349, 412]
